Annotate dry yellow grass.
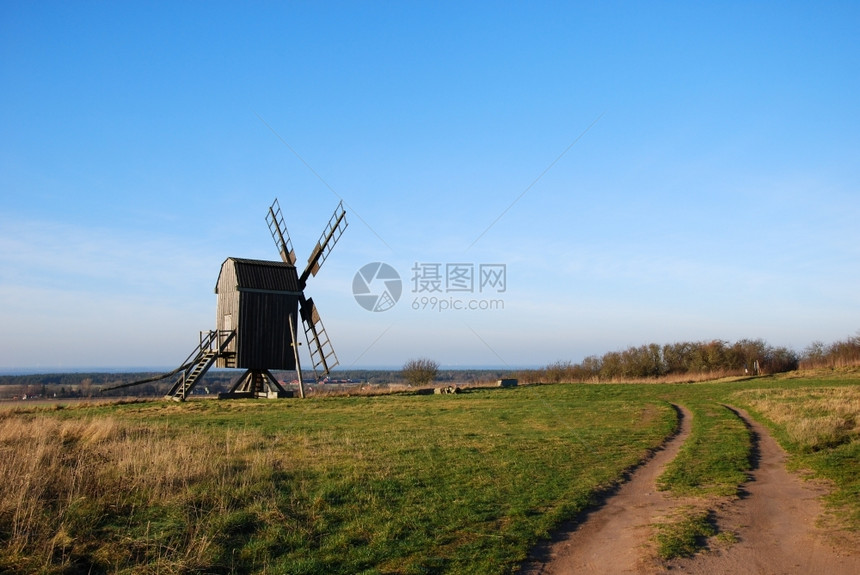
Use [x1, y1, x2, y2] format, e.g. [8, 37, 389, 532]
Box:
[734, 386, 860, 450]
[0, 411, 295, 571]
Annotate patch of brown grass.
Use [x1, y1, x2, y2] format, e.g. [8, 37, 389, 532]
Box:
[0, 413, 286, 572]
[734, 387, 860, 450]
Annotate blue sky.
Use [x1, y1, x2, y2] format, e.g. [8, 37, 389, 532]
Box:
[1, 1, 858, 371]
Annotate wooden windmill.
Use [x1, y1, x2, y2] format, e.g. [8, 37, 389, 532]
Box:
[106, 199, 348, 400]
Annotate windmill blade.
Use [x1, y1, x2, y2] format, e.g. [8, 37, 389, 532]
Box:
[300, 201, 347, 285]
[266, 198, 297, 265]
[299, 296, 339, 376]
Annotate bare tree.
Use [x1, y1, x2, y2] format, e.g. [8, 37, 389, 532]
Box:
[80, 377, 94, 397]
[401, 358, 439, 386]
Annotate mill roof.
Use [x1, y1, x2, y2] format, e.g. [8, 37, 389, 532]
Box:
[215, 257, 301, 294]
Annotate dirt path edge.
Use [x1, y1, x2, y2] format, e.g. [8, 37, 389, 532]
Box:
[662, 404, 859, 575]
[520, 403, 693, 574]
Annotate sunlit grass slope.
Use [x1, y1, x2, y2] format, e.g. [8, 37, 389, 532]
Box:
[1, 386, 675, 574]
[1, 375, 857, 574]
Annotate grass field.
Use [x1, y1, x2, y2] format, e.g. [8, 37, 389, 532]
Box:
[733, 382, 860, 530]
[0, 374, 857, 574]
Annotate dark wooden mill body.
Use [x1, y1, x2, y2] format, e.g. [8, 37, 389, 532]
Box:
[214, 258, 302, 370]
[105, 199, 347, 400]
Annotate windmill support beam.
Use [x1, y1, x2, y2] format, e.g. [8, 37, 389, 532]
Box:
[289, 312, 305, 399]
[219, 369, 292, 399]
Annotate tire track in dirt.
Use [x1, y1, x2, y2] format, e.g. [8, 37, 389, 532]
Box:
[663, 405, 859, 575]
[521, 404, 693, 574]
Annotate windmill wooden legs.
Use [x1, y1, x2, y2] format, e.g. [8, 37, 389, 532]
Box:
[218, 369, 290, 399]
[213, 315, 306, 400]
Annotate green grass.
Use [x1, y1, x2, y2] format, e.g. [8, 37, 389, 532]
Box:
[654, 377, 860, 558]
[656, 401, 751, 497]
[1, 385, 677, 574]
[1, 375, 857, 574]
[654, 507, 717, 559]
[648, 386, 753, 559]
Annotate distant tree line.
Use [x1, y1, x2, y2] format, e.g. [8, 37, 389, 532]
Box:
[0, 372, 147, 388]
[519, 337, 808, 383]
[0, 368, 511, 399]
[799, 333, 860, 370]
[0, 372, 236, 399]
[3, 332, 857, 396]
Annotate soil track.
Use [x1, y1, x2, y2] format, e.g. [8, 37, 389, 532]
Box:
[521, 404, 860, 575]
[521, 404, 693, 574]
[664, 406, 859, 574]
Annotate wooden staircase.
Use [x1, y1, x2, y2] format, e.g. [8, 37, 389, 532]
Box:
[165, 330, 235, 401]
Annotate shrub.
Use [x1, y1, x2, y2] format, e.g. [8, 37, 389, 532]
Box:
[401, 358, 439, 386]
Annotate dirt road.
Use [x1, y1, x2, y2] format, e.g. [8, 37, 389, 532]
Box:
[664, 406, 858, 575]
[521, 404, 693, 574]
[521, 404, 859, 575]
